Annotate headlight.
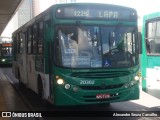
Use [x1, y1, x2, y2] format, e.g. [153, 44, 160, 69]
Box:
[73, 86, 78, 92]
[65, 84, 71, 89]
[124, 84, 129, 88]
[57, 79, 64, 85]
[2, 59, 5, 62]
[134, 76, 139, 81]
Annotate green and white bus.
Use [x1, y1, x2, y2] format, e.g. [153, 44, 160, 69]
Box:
[141, 12, 160, 94]
[12, 3, 140, 106]
[0, 37, 12, 66]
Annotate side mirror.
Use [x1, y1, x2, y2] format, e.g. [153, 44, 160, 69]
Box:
[138, 32, 142, 54]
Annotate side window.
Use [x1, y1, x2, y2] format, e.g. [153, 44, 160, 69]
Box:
[14, 34, 18, 54]
[27, 27, 33, 54]
[38, 22, 44, 54]
[146, 20, 160, 54]
[132, 33, 136, 54]
[124, 33, 133, 54]
[20, 32, 23, 54]
[17, 33, 20, 54]
[33, 24, 38, 54]
[13, 34, 17, 60]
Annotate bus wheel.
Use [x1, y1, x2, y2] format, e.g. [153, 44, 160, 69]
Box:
[37, 77, 52, 108]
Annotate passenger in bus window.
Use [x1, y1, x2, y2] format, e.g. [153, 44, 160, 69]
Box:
[150, 40, 156, 53]
[146, 40, 151, 53]
[67, 33, 78, 45]
[4, 50, 9, 56]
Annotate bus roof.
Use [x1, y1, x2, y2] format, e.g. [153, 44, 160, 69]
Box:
[143, 12, 160, 21]
[55, 3, 136, 10]
[12, 3, 137, 35]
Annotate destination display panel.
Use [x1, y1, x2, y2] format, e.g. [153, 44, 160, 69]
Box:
[56, 5, 137, 20]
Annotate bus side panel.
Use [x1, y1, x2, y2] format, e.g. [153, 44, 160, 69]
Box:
[26, 55, 38, 93]
[14, 32, 28, 86]
[141, 13, 160, 93]
[145, 57, 160, 94]
[141, 17, 147, 91]
[12, 61, 18, 79]
[17, 54, 28, 85]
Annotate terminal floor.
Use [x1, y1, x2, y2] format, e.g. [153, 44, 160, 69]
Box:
[0, 69, 29, 120]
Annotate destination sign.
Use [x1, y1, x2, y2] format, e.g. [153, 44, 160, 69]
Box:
[56, 5, 137, 20]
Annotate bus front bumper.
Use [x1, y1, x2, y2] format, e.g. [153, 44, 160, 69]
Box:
[53, 83, 139, 106]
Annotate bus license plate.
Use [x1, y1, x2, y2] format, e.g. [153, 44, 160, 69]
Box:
[96, 94, 110, 99]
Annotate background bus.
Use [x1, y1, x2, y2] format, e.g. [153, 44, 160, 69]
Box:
[141, 12, 160, 96]
[12, 3, 141, 106]
[0, 37, 12, 66]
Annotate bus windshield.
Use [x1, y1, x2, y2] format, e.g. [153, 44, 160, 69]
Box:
[0, 44, 12, 57]
[56, 25, 137, 68]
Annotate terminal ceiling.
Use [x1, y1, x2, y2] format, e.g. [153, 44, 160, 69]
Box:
[0, 0, 22, 35]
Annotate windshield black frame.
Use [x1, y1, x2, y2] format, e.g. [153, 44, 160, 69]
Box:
[54, 24, 139, 68]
